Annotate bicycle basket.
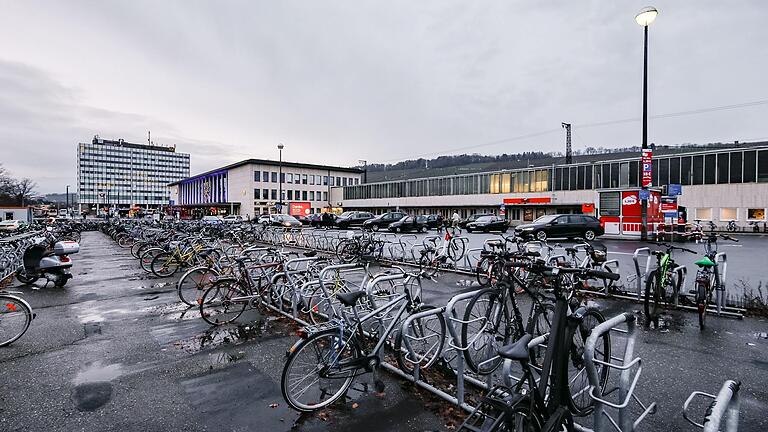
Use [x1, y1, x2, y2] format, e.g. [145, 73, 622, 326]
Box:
[589, 242, 608, 263]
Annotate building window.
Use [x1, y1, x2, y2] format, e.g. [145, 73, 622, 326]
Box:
[329, 177, 335, 186]
[336, 176, 341, 186]
[759, 150, 768, 183]
[286, 173, 293, 184]
[280, 172, 285, 183]
[744, 151, 757, 183]
[271, 172, 278, 183]
[287, 190, 293, 200]
[729, 152, 742, 183]
[717, 153, 729, 184]
[354, 178, 359, 185]
[680, 156, 691, 185]
[692, 156, 704, 185]
[301, 191, 307, 200]
[619, 162, 630, 188]
[271, 189, 277, 200]
[263, 171, 269, 182]
[695, 207, 713, 220]
[720, 208, 738, 221]
[309, 191, 315, 200]
[599, 191, 621, 217]
[309, 175, 315, 185]
[668, 157, 680, 185]
[262, 189, 268, 200]
[628, 162, 638, 187]
[747, 208, 766, 221]
[254, 189, 260, 199]
[704, 154, 716, 184]
[254, 171, 261, 182]
[295, 190, 300, 200]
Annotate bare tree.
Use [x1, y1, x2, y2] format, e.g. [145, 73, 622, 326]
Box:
[11, 178, 37, 206]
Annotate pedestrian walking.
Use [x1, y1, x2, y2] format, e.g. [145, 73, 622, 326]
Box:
[451, 211, 460, 228]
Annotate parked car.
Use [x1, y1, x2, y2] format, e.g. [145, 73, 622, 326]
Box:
[388, 215, 428, 233]
[264, 214, 303, 228]
[362, 211, 406, 231]
[466, 215, 509, 233]
[222, 215, 243, 223]
[423, 214, 444, 230]
[459, 213, 494, 229]
[335, 211, 374, 229]
[515, 214, 604, 241]
[257, 214, 271, 225]
[0, 220, 26, 231]
[202, 215, 223, 224]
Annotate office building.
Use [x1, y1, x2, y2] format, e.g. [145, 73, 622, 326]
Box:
[77, 136, 190, 214]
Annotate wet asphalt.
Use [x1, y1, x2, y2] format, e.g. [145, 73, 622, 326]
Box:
[1, 231, 766, 431]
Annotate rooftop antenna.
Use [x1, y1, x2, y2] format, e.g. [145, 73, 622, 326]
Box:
[562, 122, 572, 164]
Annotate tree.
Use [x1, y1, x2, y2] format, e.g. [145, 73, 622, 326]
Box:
[11, 178, 37, 206]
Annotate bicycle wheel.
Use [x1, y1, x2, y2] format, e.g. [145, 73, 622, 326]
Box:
[419, 250, 440, 278]
[306, 283, 348, 324]
[696, 280, 710, 330]
[140, 248, 163, 273]
[526, 302, 554, 368]
[567, 308, 610, 416]
[151, 252, 180, 278]
[178, 267, 219, 306]
[461, 287, 516, 375]
[281, 330, 360, 412]
[501, 401, 543, 432]
[199, 279, 248, 325]
[643, 270, 661, 325]
[0, 295, 33, 347]
[394, 305, 446, 375]
[448, 239, 466, 262]
[475, 256, 493, 286]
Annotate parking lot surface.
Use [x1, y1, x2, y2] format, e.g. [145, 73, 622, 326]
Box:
[1, 231, 766, 431]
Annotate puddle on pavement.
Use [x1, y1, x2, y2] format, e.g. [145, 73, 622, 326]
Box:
[73, 361, 125, 385]
[208, 350, 247, 368]
[647, 312, 686, 333]
[71, 361, 124, 412]
[84, 322, 102, 337]
[755, 332, 768, 339]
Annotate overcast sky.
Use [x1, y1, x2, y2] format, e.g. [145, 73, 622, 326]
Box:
[1, 1, 767, 193]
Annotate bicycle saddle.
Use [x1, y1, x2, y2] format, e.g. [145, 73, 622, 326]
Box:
[497, 334, 533, 361]
[336, 290, 367, 307]
[303, 251, 317, 257]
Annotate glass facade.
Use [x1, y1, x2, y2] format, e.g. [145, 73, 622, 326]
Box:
[343, 147, 768, 200]
[77, 138, 190, 207]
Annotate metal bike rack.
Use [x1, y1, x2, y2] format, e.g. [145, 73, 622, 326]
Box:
[581, 312, 657, 432]
[631, 247, 653, 300]
[683, 380, 740, 432]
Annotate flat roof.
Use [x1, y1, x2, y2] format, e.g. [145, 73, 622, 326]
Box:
[169, 159, 364, 186]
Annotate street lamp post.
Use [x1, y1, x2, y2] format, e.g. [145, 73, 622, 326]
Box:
[358, 160, 367, 184]
[636, 6, 658, 241]
[66, 184, 70, 217]
[277, 143, 284, 214]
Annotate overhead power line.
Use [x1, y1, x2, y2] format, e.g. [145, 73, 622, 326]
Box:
[380, 97, 768, 163]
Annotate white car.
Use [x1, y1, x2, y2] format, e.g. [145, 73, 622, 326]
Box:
[202, 215, 223, 224]
[0, 220, 26, 231]
[222, 215, 243, 223]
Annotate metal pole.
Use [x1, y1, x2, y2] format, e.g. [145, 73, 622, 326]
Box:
[278, 144, 284, 214]
[66, 185, 70, 217]
[640, 24, 649, 241]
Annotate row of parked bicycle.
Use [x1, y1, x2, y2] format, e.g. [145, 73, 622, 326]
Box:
[97, 219, 742, 431]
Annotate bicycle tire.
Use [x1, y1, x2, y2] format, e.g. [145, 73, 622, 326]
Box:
[178, 266, 219, 306]
[0, 294, 33, 347]
[281, 330, 359, 412]
[448, 240, 465, 262]
[394, 305, 447, 375]
[643, 270, 661, 325]
[567, 308, 610, 416]
[475, 256, 493, 286]
[199, 279, 248, 326]
[696, 280, 709, 330]
[461, 288, 517, 375]
[151, 252, 180, 278]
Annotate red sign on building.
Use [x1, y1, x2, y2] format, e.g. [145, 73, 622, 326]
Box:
[641, 149, 653, 187]
[289, 202, 311, 216]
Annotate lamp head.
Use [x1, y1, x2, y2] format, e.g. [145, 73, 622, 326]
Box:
[277, 143, 284, 150]
[635, 6, 658, 26]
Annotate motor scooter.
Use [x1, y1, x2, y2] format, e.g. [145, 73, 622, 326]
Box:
[16, 228, 80, 287]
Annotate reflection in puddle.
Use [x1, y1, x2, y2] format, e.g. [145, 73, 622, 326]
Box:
[73, 361, 125, 385]
[172, 314, 295, 354]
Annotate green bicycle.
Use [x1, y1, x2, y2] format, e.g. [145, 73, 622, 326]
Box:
[643, 242, 696, 326]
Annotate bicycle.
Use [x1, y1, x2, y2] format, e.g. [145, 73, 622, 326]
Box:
[418, 227, 466, 277]
[689, 232, 738, 329]
[0, 274, 34, 347]
[280, 270, 445, 412]
[643, 242, 696, 326]
[458, 264, 619, 431]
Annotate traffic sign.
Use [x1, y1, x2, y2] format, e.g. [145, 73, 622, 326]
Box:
[639, 189, 650, 200]
[668, 184, 682, 196]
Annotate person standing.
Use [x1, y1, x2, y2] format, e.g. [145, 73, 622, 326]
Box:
[451, 211, 460, 228]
